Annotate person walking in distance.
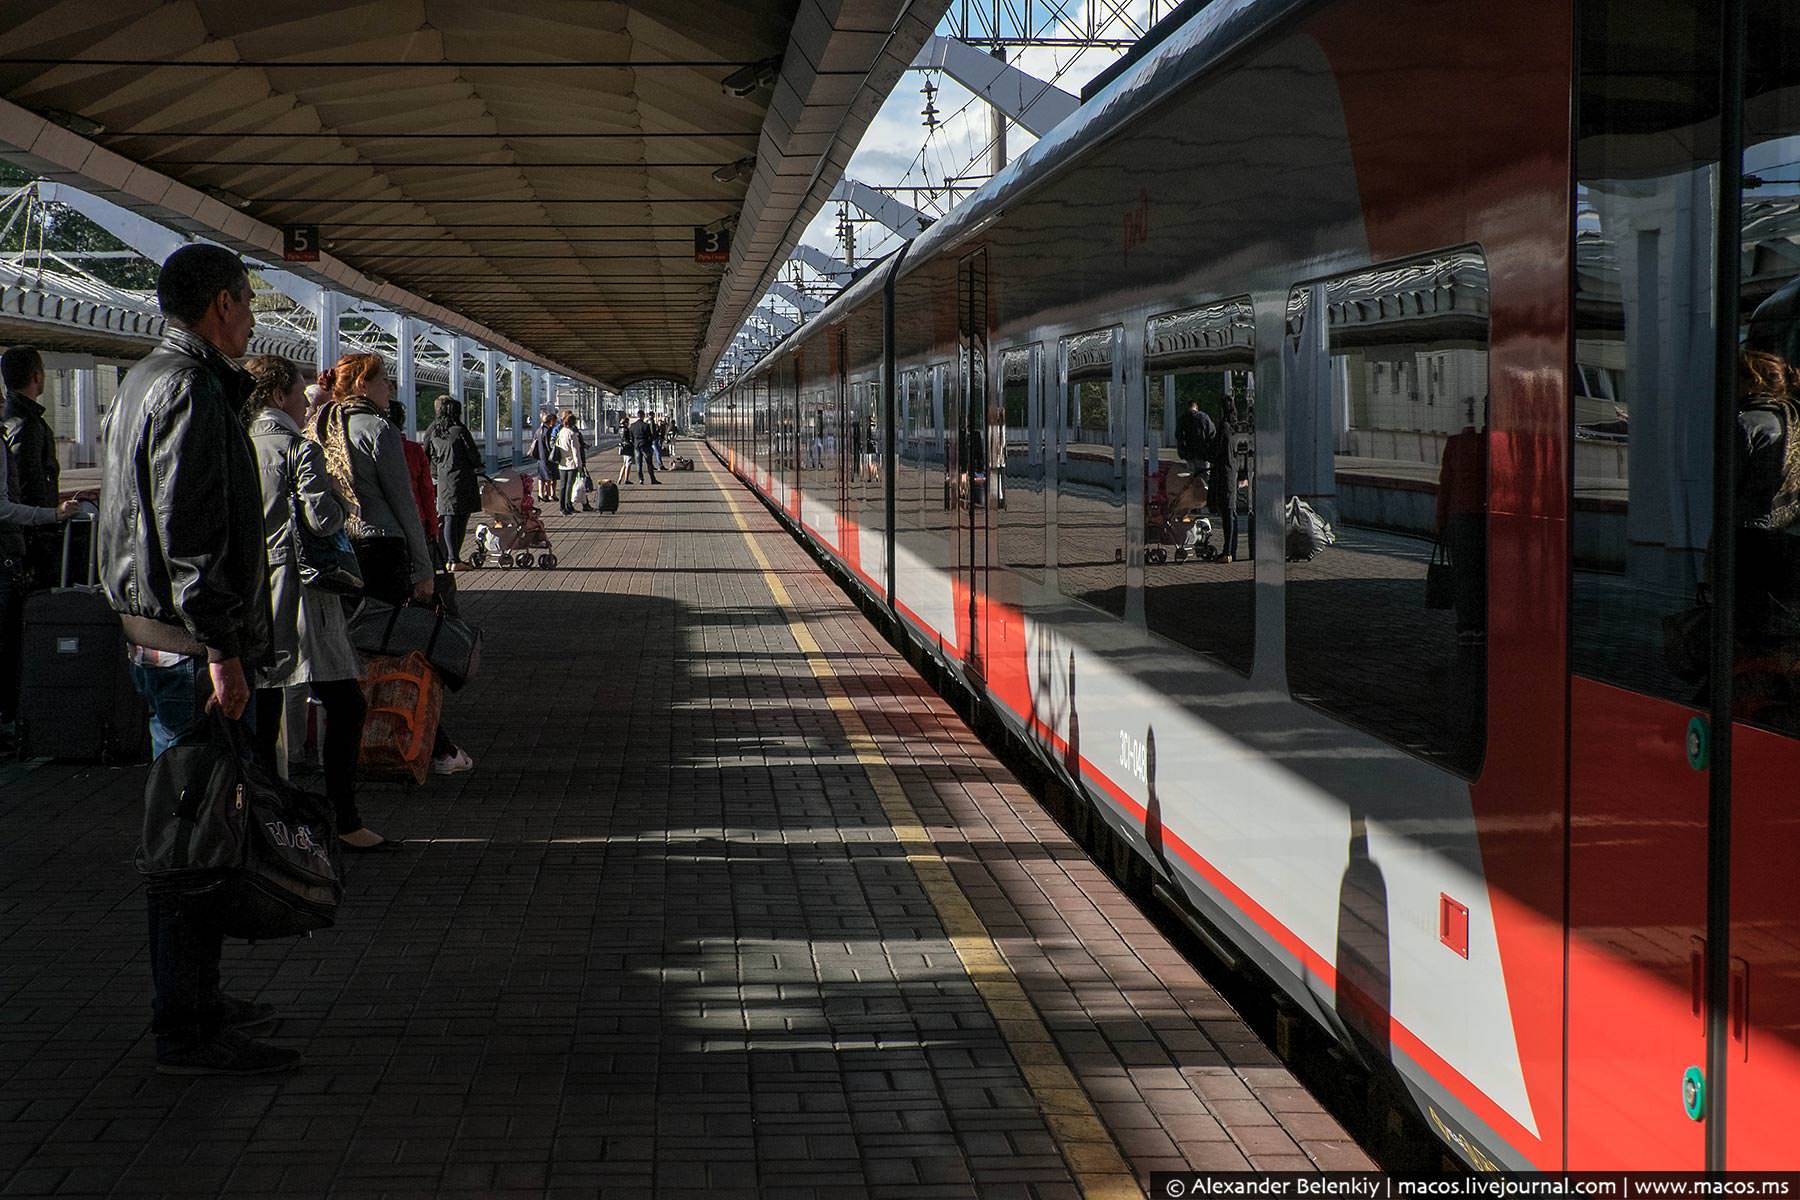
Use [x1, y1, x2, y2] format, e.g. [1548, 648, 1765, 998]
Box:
[629, 408, 660, 485]
[97, 244, 297, 1075]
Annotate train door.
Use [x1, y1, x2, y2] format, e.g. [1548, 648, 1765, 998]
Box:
[954, 250, 992, 676]
[1568, 0, 1800, 1168]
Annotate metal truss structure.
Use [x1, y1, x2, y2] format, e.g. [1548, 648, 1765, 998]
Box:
[943, 0, 1179, 48]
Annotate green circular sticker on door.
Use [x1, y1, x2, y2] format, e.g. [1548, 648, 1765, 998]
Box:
[1683, 1066, 1706, 1121]
[1686, 717, 1709, 771]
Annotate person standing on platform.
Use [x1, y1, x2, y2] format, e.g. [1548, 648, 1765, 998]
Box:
[0, 419, 77, 753]
[385, 400, 440, 559]
[629, 409, 660, 485]
[425, 394, 481, 570]
[312, 354, 474, 777]
[2, 345, 62, 585]
[615, 415, 634, 486]
[553, 410, 589, 513]
[529, 407, 558, 504]
[240, 354, 392, 854]
[97, 243, 297, 1075]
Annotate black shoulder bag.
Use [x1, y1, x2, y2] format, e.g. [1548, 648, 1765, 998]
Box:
[136, 715, 343, 940]
[288, 439, 365, 595]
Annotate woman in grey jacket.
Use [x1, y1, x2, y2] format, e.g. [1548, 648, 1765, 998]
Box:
[242, 356, 394, 851]
[312, 353, 435, 608]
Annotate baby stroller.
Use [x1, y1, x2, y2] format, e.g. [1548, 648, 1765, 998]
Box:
[1143, 461, 1224, 564]
[469, 473, 558, 569]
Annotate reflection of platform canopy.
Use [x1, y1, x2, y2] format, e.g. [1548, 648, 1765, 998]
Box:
[0, 1, 947, 387]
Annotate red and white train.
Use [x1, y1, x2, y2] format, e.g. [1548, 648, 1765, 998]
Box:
[710, 0, 1799, 1172]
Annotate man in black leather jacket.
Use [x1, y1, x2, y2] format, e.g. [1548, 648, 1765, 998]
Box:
[98, 244, 294, 1076]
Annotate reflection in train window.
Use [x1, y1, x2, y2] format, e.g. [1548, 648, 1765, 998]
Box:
[1057, 327, 1125, 616]
[1143, 298, 1256, 675]
[998, 345, 1046, 581]
[1285, 251, 1490, 776]
[1733, 0, 1800, 738]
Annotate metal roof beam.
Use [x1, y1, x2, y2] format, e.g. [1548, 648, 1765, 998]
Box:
[910, 34, 1080, 137]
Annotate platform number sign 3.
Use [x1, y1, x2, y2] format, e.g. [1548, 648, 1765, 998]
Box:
[283, 224, 320, 263]
[694, 226, 731, 264]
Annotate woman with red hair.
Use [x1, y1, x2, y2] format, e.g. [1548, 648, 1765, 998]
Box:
[311, 352, 474, 775]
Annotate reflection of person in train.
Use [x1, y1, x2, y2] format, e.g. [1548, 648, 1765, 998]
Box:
[1731, 348, 1800, 729]
[1436, 398, 1488, 644]
[1169, 400, 1236, 562]
[1213, 395, 1242, 562]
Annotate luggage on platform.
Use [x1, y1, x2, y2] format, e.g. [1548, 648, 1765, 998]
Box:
[596, 480, 619, 513]
[348, 599, 482, 690]
[16, 513, 149, 763]
[357, 652, 441, 784]
[137, 713, 342, 940]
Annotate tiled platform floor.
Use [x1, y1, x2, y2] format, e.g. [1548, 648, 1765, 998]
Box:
[0, 449, 1373, 1198]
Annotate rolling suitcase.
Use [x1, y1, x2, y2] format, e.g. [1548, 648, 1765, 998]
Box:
[17, 515, 149, 762]
[597, 480, 619, 513]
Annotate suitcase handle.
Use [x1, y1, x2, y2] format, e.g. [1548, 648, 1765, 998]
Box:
[59, 508, 98, 590]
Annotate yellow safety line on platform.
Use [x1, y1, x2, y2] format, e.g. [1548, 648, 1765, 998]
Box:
[709, 457, 1143, 1200]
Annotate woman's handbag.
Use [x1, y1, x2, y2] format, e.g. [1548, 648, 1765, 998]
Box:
[349, 598, 482, 691]
[1425, 538, 1455, 610]
[289, 444, 365, 595]
[136, 715, 342, 940]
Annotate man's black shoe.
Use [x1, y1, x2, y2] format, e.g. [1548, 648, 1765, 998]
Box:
[216, 996, 278, 1031]
[155, 1029, 301, 1076]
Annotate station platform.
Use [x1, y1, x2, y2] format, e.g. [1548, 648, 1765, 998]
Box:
[0, 451, 1374, 1198]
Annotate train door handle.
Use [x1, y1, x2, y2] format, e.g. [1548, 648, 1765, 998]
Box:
[1730, 957, 1749, 1061]
[1690, 936, 1706, 1027]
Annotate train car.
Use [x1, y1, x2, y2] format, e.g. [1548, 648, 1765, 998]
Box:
[710, 0, 1800, 1172]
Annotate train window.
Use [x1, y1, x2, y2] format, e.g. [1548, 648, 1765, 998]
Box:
[1056, 327, 1126, 616]
[998, 345, 1045, 581]
[1732, 1, 1800, 738]
[1143, 297, 1256, 675]
[1569, 1, 1730, 710]
[1284, 250, 1490, 776]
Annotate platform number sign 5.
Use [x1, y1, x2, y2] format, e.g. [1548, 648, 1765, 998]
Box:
[694, 226, 732, 264]
[283, 224, 320, 263]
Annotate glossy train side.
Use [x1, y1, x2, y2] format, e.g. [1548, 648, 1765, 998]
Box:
[709, 0, 1800, 1172]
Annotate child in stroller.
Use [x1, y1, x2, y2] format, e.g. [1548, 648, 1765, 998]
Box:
[468, 473, 558, 569]
[1143, 461, 1225, 564]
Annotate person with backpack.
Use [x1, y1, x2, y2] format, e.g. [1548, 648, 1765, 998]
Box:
[425, 395, 482, 569]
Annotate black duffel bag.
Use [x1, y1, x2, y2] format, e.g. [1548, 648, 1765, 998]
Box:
[349, 599, 482, 691]
[136, 716, 342, 940]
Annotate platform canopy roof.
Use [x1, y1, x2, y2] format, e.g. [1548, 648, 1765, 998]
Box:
[0, 0, 944, 388]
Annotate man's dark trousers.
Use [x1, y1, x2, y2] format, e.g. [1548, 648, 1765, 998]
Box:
[131, 658, 226, 1054]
